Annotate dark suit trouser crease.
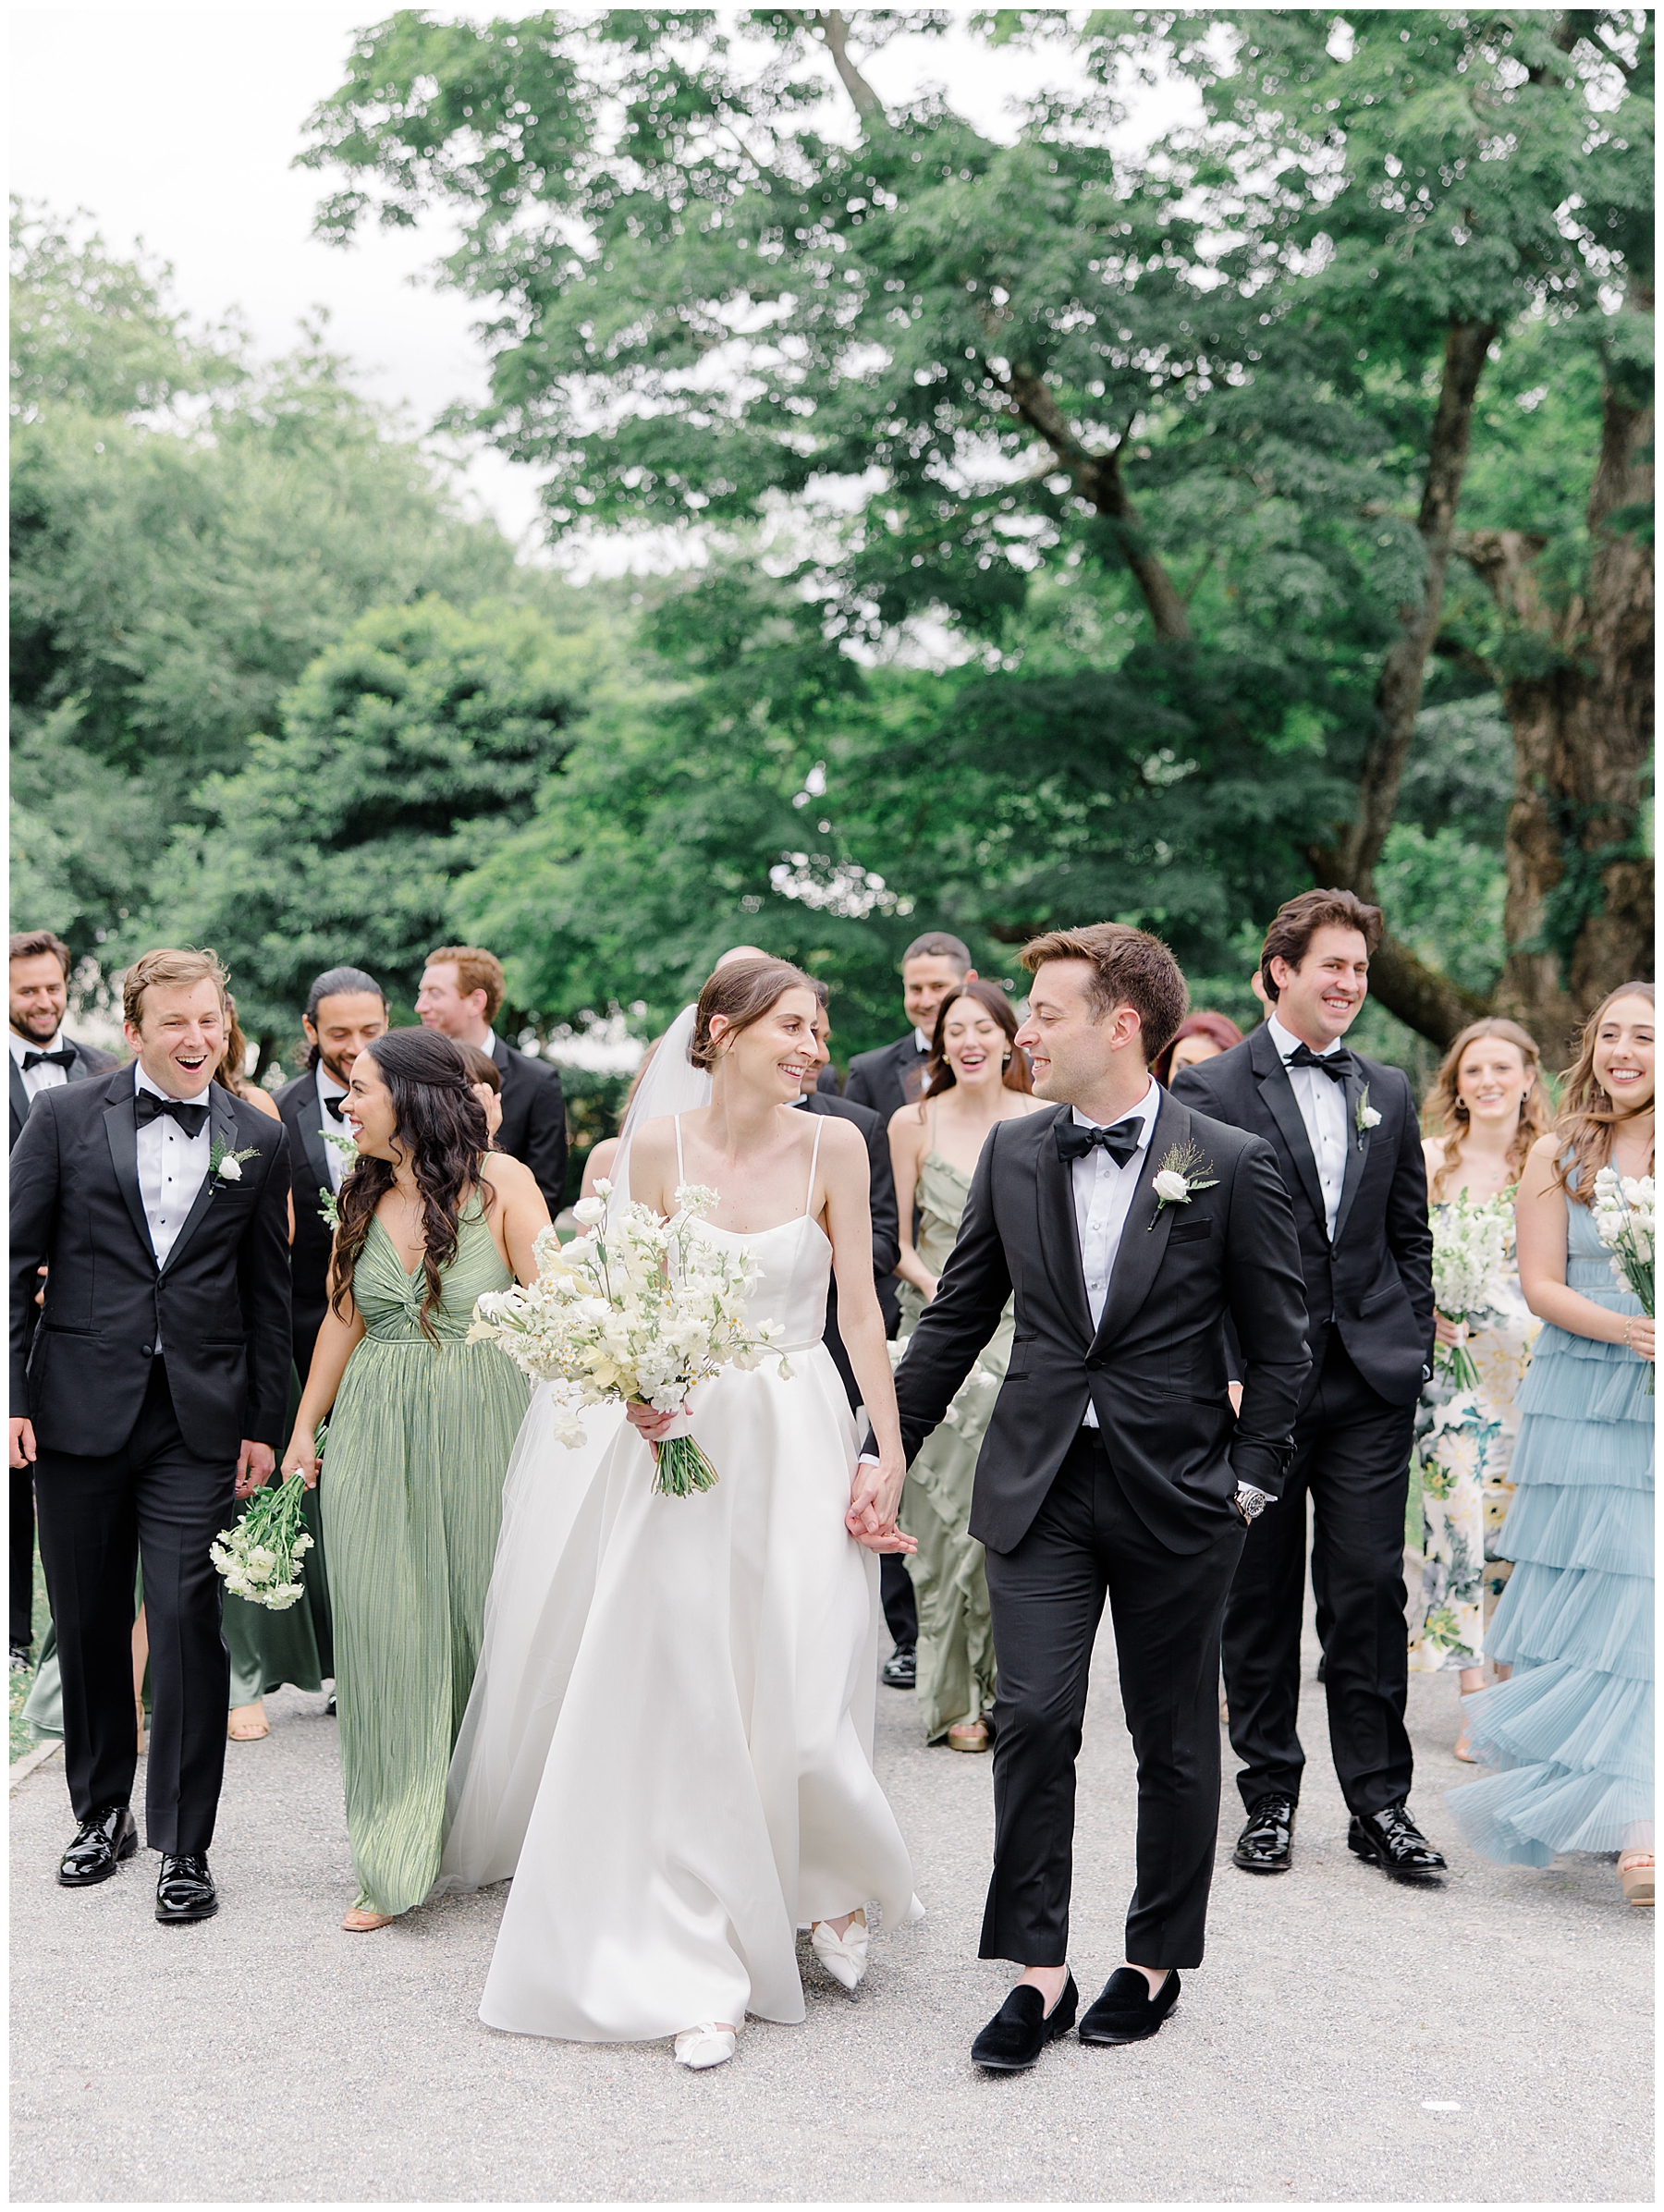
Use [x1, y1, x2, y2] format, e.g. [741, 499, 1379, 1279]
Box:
[11, 1466, 35, 1649]
[32, 1358, 235, 1854]
[1223, 1328, 1416, 1819]
[980, 1431, 1245, 1971]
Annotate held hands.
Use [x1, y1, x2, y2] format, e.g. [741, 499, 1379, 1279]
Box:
[9, 1417, 37, 1470]
[847, 1452, 915, 1556]
[235, 1439, 276, 1501]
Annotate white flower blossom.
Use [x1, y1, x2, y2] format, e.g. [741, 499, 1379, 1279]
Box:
[1153, 1168, 1191, 1204]
[216, 1155, 243, 1181]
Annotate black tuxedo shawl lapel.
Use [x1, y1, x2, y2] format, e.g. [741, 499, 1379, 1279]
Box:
[9, 1056, 31, 1139]
[159, 1084, 239, 1278]
[66, 1045, 95, 1086]
[1332, 1060, 1372, 1247]
[103, 1078, 157, 1263]
[1092, 1090, 1185, 1354]
[1033, 1106, 1095, 1347]
[1249, 1024, 1328, 1231]
[292, 1079, 334, 1197]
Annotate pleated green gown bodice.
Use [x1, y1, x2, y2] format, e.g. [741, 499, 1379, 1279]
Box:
[323, 1202, 529, 1915]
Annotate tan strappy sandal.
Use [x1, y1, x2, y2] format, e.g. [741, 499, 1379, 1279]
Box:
[1618, 1851, 1654, 1907]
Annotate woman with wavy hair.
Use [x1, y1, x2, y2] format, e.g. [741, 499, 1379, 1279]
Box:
[281, 1028, 548, 1930]
[1409, 1020, 1552, 1745]
[1448, 984, 1655, 1906]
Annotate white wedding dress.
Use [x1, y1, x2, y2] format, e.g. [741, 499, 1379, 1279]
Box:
[437, 1111, 923, 2041]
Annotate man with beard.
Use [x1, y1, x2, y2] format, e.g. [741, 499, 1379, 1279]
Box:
[274, 968, 389, 1386]
[8, 931, 117, 1666]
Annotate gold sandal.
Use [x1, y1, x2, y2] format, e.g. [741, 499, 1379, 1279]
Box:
[947, 1718, 992, 1754]
[227, 1703, 269, 1741]
[341, 1906, 398, 1932]
[1618, 1852, 1654, 1907]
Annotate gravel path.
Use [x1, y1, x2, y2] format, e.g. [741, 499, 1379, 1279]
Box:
[10, 1606, 1652, 2204]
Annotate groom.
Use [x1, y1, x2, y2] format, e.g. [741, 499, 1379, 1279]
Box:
[869, 923, 1309, 2071]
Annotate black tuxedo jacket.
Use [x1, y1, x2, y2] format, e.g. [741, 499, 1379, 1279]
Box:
[793, 1091, 901, 1410]
[491, 1037, 569, 1215]
[890, 1092, 1310, 1558]
[10, 1068, 292, 1460]
[275, 1069, 342, 1381]
[843, 1033, 929, 1125]
[1171, 1023, 1434, 1406]
[9, 1035, 119, 1151]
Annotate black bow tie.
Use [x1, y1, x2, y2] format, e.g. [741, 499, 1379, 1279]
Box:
[134, 1090, 210, 1138]
[21, 1046, 75, 1072]
[321, 1088, 349, 1121]
[1283, 1042, 1354, 1084]
[1055, 1115, 1144, 1168]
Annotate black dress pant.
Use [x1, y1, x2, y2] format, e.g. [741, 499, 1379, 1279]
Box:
[33, 1358, 235, 1854]
[880, 1551, 918, 1653]
[981, 1429, 1245, 1971]
[1223, 1328, 1417, 1819]
[11, 1465, 36, 1651]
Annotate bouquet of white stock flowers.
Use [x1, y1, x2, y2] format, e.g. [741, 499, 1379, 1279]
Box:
[1593, 1167, 1655, 1393]
[211, 1462, 316, 1610]
[1430, 1191, 1515, 1394]
[468, 1181, 788, 1497]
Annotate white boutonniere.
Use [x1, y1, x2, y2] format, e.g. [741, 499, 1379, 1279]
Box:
[318, 1126, 358, 1228]
[1355, 1085, 1382, 1148]
[210, 1137, 259, 1183]
[1149, 1141, 1218, 1228]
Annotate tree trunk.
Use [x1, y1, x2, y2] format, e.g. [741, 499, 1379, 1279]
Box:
[1467, 324, 1655, 1068]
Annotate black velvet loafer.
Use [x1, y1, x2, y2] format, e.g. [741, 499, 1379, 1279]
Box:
[58, 1804, 138, 1888]
[1078, 1967, 1181, 2045]
[971, 1973, 1078, 2072]
[155, 1852, 219, 1924]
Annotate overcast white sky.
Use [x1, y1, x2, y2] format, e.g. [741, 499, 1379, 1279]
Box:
[10, 4, 1198, 559]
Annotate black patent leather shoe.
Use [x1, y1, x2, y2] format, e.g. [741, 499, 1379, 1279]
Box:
[1348, 1802, 1446, 1882]
[971, 1973, 1078, 2072]
[155, 1852, 219, 1924]
[1078, 1966, 1181, 2045]
[1232, 1792, 1296, 1873]
[58, 1803, 138, 1887]
[881, 1645, 916, 1690]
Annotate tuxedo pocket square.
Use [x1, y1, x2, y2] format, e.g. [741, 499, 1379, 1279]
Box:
[1167, 1217, 1214, 1244]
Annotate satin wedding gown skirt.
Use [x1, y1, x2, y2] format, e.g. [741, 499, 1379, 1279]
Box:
[438, 1142, 922, 2042]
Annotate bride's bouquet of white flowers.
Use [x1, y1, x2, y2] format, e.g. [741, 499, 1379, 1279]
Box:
[1430, 1191, 1515, 1393]
[1594, 1167, 1655, 1392]
[468, 1181, 787, 1497]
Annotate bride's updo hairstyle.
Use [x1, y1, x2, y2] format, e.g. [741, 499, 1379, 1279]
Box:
[330, 1026, 494, 1340]
[690, 957, 814, 1070]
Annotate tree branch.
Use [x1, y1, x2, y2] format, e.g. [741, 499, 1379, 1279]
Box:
[784, 9, 887, 123]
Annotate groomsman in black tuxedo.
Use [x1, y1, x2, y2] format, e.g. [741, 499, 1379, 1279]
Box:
[1172, 888, 1440, 1883]
[870, 923, 1309, 2070]
[274, 966, 389, 1384]
[791, 982, 901, 1409]
[417, 945, 568, 1212]
[8, 930, 117, 1665]
[9, 948, 290, 1922]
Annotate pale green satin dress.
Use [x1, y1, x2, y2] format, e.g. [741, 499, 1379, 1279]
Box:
[897, 1145, 1012, 1741]
[323, 1203, 528, 1916]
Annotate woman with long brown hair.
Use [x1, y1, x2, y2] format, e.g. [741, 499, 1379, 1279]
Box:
[1448, 985, 1655, 1906]
[280, 1028, 547, 1931]
[1409, 1020, 1551, 1744]
[888, 980, 1045, 1752]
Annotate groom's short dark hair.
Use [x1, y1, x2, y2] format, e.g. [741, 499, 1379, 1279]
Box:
[1020, 923, 1188, 1065]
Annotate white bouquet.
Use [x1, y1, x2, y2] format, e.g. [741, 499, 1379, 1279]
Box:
[211, 1470, 313, 1610]
[1594, 1167, 1655, 1392]
[1430, 1191, 1514, 1393]
[468, 1181, 786, 1497]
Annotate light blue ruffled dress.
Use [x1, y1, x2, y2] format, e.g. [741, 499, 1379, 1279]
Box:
[1446, 1168, 1653, 1864]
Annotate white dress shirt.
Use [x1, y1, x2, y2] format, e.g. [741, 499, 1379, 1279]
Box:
[10, 1027, 71, 1106]
[134, 1063, 212, 1271]
[316, 1067, 351, 1190]
[1266, 1011, 1347, 1240]
[1071, 1081, 1162, 1428]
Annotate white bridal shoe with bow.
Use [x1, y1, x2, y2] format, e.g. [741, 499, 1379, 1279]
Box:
[673, 2023, 738, 2070]
[811, 1911, 869, 1991]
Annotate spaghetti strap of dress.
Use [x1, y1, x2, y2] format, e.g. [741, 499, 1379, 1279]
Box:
[804, 1113, 825, 1215]
[674, 1112, 686, 1187]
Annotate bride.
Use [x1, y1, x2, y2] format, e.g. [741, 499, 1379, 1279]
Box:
[438, 957, 923, 2069]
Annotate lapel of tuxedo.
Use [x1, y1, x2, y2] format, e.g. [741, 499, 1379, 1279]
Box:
[1332, 1057, 1373, 1247]
[1033, 1106, 1095, 1348]
[9, 1056, 31, 1138]
[159, 1084, 239, 1278]
[1249, 1024, 1328, 1232]
[66, 1045, 93, 1086]
[293, 1082, 334, 1195]
[103, 1077, 157, 1265]
[1091, 1089, 1184, 1354]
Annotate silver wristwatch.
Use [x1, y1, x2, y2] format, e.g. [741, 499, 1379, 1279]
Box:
[1234, 1485, 1271, 1526]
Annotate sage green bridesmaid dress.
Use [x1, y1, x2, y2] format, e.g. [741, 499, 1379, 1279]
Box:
[323, 1201, 529, 1916]
[896, 1140, 1010, 1741]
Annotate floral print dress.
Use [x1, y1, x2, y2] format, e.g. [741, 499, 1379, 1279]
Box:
[1409, 1210, 1540, 1673]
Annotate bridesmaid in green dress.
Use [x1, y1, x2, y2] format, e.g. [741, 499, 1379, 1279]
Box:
[280, 1028, 547, 1932]
[889, 982, 1045, 1751]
